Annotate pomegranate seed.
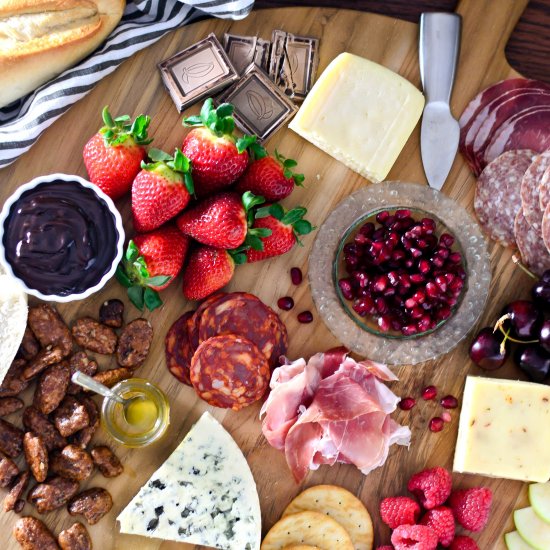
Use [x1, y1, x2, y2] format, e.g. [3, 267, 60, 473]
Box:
[410, 273, 425, 284]
[430, 417, 445, 432]
[383, 215, 396, 228]
[385, 232, 399, 247]
[436, 246, 450, 259]
[387, 271, 399, 286]
[344, 243, 358, 255]
[354, 232, 368, 246]
[360, 222, 375, 236]
[392, 249, 406, 262]
[421, 218, 436, 233]
[432, 256, 445, 268]
[435, 274, 447, 292]
[410, 247, 423, 258]
[383, 287, 396, 297]
[450, 277, 464, 293]
[395, 209, 411, 219]
[373, 274, 388, 293]
[417, 315, 432, 332]
[399, 397, 416, 410]
[425, 281, 439, 299]
[376, 210, 390, 224]
[345, 256, 359, 269]
[418, 259, 431, 274]
[353, 297, 375, 316]
[372, 227, 386, 241]
[404, 258, 414, 269]
[297, 311, 313, 323]
[410, 306, 424, 319]
[412, 290, 426, 304]
[405, 297, 417, 309]
[352, 271, 369, 288]
[422, 385, 437, 400]
[436, 305, 452, 321]
[277, 296, 294, 310]
[338, 278, 355, 300]
[448, 251, 462, 264]
[441, 411, 452, 423]
[378, 315, 391, 332]
[439, 233, 455, 247]
[402, 324, 418, 336]
[440, 395, 458, 409]
[290, 267, 303, 285]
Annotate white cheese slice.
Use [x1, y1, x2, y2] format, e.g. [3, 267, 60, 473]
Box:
[289, 52, 425, 182]
[117, 411, 261, 549]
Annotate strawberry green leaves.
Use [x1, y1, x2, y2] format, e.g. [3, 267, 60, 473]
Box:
[142, 148, 195, 195]
[100, 105, 152, 147]
[274, 150, 305, 185]
[116, 240, 170, 311]
[183, 99, 236, 138]
[255, 204, 315, 244]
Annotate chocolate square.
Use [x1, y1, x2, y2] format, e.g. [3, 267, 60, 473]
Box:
[158, 33, 239, 112]
[217, 65, 297, 142]
[223, 33, 257, 75]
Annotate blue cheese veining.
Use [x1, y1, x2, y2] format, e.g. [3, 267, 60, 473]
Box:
[117, 411, 261, 549]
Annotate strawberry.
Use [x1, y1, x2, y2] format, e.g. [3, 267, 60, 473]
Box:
[391, 524, 438, 550]
[407, 467, 452, 510]
[419, 506, 455, 547]
[449, 536, 479, 550]
[131, 148, 194, 233]
[448, 487, 492, 532]
[83, 106, 152, 200]
[245, 204, 315, 263]
[177, 191, 265, 249]
[182, 99, 255, 196]
[116, 226, 189, 311]
[235, 149, 304, 201]
[181, 245, 236, 301]
[380, 497, 420, 529]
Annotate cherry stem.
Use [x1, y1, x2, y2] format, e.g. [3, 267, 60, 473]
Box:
[494, 317, 538, 354]
[513, 255, 537, 280]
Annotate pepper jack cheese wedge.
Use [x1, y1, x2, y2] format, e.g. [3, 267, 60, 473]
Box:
[453, 376, 550, 482]
[288, 52, 425, 182]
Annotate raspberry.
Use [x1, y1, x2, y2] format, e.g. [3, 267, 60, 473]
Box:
[449, 535, 480, 550]
[419, 506, 455, 547]
[380, 497, 421, 529]
[407, 467, 452, 509]
[448, 487, 492, 532]
[391, 524, 438, 550]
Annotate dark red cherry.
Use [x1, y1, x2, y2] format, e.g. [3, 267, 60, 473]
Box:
[514, 345, 550, 382]
[501, 300, 543, 339]
[539, 320, 550, 354]
[532, 280, 550, 309]
[469, 327, 508, 370]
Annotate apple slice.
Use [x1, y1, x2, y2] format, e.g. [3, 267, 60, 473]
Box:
[505, 531, 537, 549]
[530, 482, 550, 523]
[514, 507, 550, 550]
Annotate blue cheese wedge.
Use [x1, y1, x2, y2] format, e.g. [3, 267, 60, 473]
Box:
[117, 412, 261, 549]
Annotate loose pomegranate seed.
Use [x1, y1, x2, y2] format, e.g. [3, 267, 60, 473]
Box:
[338, 278, 354, 300]
[418, 259, 431, 274]
[378, 315, 391, 331]
[417, 315, 432, 332]
[372, 227, 386, 241]
[440, 395, 458, 409]
[422, 385, 437, 400]
[425, 281, 439, 299]
[376, 210, 390, 224]
[402, 324, 418, 336]
[395, 209, 411, 219]
[290, 267, 303, 285]
[297, 311, 313, 323]
[354, 232, 368, 246]
[353, 297, 375, 316]
[399, 397, 416, 410]
[441, 411, 452, 423]
[360, 222, 374, 236]
[432, 256, 445, 268]
[277, 297, 294, 310]
[410, 273, 425, 285]
[448, 251, 462, 264]
[430, 417, 445, 432]
[439, 233, 455, 247]
[421, 218, 436, 233]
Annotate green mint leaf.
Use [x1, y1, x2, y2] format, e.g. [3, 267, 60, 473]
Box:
[147, 275, 171, 286]
[144, 287, 163, 311]
[127, 285, 145, 311]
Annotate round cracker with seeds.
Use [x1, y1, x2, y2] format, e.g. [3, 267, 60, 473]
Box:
[283, 546, 322, 550]
[282, 485, 373, 550]
[261, 510, 354, 550]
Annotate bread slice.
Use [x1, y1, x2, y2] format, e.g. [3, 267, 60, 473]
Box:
[0, 0, 125, 108]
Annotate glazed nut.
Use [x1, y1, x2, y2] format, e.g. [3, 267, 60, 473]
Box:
[50, 445, 93, 482]
[70, 396, 99, 449]
[68, 488, 113, 525]
[67, 353, 98, 396]
[0, 456, 19, 488]
[91, 367, 133, 388]
[0, 359, 29, 398]
[33, 361, 70, 415]
[58, 522, 92, 550]
[116, 318, 153, 368]
[99, 299, 124, 328]
[22, 346, 64, 381]
[71, 317, 117, 355]
[28, 304, 73, 356]
[4, 471, 30, 512]
[17, 327, 40, 361]
[0, 397, 24, 417]
[23, 432, 49, 482]
[28, 476, 79, 513]
[0, 417, 24, 458]
[91, 446, 123, 478]
[53, 397, 90, 438]
[13, 516, 59, 550]
[23, 407, 66, 452]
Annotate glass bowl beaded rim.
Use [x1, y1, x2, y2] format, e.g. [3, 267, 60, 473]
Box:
[333, 206, 468, 339]
[309, 182, 492, 366]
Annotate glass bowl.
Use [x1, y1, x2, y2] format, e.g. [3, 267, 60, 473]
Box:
[334, 207, 468, 339]
[309, 182, 492, 366]
[101, 379, 170, 447]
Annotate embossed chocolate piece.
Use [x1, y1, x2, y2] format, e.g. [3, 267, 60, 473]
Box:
[159, 33, 238, 112]
[223, 34, 271, 75]
[217, 65, 297, 142]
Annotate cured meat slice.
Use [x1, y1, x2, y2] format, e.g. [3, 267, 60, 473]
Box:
[539, 165, 550, 212]
[188, 292, 226, 350]
[515, 209, 550, 276]
[483, 107, 550, 166]
[542, 203, 550, 255]
[474, 150, 535, 246]
[190, 335, 270, 410]
[521, 151, 550, 230]
[198, 292, 288, 367]
[164, 311, 195, 386]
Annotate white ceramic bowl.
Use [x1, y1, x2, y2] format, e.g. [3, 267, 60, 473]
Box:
[0, 173, 125, 302]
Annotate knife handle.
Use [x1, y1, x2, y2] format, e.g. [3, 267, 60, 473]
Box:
[419, 13, 462, 104]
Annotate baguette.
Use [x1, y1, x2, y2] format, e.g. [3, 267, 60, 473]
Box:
[0, 0, 125, 108]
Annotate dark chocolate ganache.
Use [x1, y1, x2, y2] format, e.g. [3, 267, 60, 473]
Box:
[2, 180, 119, 296]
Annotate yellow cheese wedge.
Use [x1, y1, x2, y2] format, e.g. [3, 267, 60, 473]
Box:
[453, 376, 550, 482]
[288, 52, 425, 182]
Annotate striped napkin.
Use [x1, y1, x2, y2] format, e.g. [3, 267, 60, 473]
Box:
[0, 0, 254, 169]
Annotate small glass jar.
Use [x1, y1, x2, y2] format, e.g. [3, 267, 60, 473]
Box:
[101, 378, 170, 447]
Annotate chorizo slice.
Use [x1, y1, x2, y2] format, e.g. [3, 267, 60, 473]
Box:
[99, 298, 124, 328]
[23, 433, 48, 483]
[68, 488, 113, 525]
[58, 522, 92, 550]
[116, 318, 153, 368]
[67, 353, 98, 396]
[4, 471, 30, 512]
[50, 445, 93, 482]
[0, 397, 24, 417]
[23, 407, 66, 452]
[0, 418, 24, 458]
[52, 397, 90, 438]
[33, 361, 70, 415]
[165, 311, 195, 386]
[28, 304, 72, 357]
[91, 446, 123, 478]
[189, 292, 226, 349]
[13, 516, 59, 549]
[71, 318, 117, 355]
[28, 476, 79, 513]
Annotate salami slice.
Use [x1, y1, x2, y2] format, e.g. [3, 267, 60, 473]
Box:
[539, 165, 550, 212]
[543, 203, 550, 254]
[190, 334, 270, 410]
[474, 150, 536, 246]
[198, 292, 288, 367]
[188, 292, 226, 350]
[521, 151, 550, 230]
[165, 311, 195, 386]
[515, 209, 550, 276]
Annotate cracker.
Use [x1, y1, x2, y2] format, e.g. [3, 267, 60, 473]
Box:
[283, 546, 322, 550]
[261, 511, 353, 550]
[283, 485, 373, 550]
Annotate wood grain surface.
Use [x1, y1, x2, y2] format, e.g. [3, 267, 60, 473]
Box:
[0, 0, 541, 548]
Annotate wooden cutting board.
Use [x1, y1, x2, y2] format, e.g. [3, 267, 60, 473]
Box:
[0, 0, 536, 548]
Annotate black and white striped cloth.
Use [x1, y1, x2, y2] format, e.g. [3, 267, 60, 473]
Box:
[0, 0, 254, 169]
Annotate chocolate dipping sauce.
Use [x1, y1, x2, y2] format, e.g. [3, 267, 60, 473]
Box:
[2, 180, 119, 296]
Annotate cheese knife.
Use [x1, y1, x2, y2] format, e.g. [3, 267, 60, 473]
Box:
[419, 12, 462, 190]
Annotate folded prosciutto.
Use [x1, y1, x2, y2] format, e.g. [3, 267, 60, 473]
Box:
[260, 347, 411, 482]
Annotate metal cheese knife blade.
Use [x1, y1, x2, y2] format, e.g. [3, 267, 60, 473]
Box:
[419, 13, 462, 190]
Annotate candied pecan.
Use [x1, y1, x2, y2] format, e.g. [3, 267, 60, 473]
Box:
[71, 318, 117, 354]
[67, 353, 98, 395]
[17, 327, 40, 361]
[14, 499, 25, 513]
[23, 347, 64, 381]
[23, 432, 48, 482]
[28, 304, 72, 356]
[50, 445, 93, 482]
[91, 446, 123, 478]
[70, 397, 99, 449]
[68, 488, 113, 525]
[33, 361, 70, 414]
[4, 471, 30, 512]
[99, 299, 124, 328]
[91, 367, 132, 388]
[0, 418, 24, 457]
[28, 476, 79, 513]
[0, 456, 19, 487]
[13, 516, 59, 549]
[58, 522, 92, 550]
[0, 359, 29, 397]
[0, 397, 24, 417]
[23, 407, 66, 451]
[52, 397, 90, 438]
[116, 318, 153, 368]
